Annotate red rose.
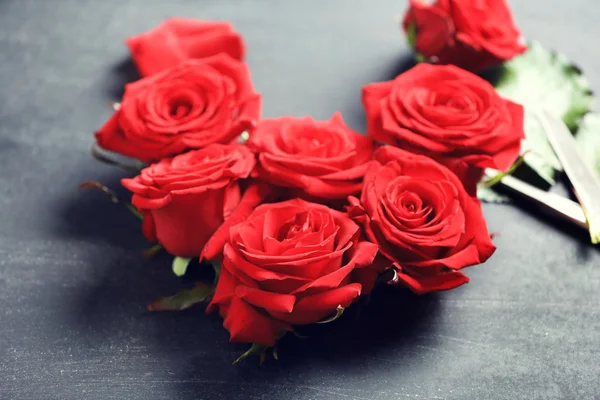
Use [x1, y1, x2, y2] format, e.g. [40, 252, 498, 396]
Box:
[362, 64, 524, 191]
[207, 198, 379, 346]
[403, 0, 526, 72]
[247, 113, 374, 200]
[348, 146, 496, 294]
[96, 55, 261, 164]
[126, 18, 245, 77]
[121, 143, 255, 257]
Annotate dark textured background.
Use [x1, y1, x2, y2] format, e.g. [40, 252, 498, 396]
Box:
[1, 0, 600, 399]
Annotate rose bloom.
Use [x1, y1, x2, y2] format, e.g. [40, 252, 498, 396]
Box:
[348, 146, 496, 294]
[121, 143, 255, 258]
[247, 112, 374, 200]
[403, 0, 526, 72]
[362, 64, 524, 191]
[96, 55, 261, 164]
[207, 198, 379, 346]
[127, 18, 245, 77]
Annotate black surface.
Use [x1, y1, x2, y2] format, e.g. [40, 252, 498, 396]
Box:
[1, 1, 600, 399]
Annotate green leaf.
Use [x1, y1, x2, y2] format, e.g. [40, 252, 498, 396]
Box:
[406, 22, 417, 49]
[574, 112, 600, 177]
[493, 41, 594, 187]
[142, 244, 163, 258]
[147, 283, 214, 312]
[172, 256, 192, 277]
[405, 22, 426, 63]
[477, 186, 511, 204]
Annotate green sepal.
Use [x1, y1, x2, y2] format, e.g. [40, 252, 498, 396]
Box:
[316, 305, 345, 324]
[233, 343, 269, 365]
[238, 131, 250, 144]
[476, 186, 511, 204]
[172, 256, 192, 277]
[142, 244, 163, 258]
[405, 22, 426, 63]
[406, 22, 417, 49]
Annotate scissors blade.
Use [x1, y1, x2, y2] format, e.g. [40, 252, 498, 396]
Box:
[537, 110, 600, 243]
[484, 169, 588, 230]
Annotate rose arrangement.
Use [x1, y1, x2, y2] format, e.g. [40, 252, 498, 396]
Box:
[83, 1, 595, 363]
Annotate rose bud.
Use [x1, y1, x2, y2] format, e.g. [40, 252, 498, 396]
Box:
[362, 63, 524, 193]
[348, 146, 496, 295]
[96, 55, 261, 164]
[121, 143, 256, 258]
[126, 18, 245, 77]
[247, 112, 374, 201]
[207, 198, 379, 346]
[403, 0, 527, 72]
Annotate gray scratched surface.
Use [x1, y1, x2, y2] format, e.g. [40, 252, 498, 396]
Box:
[1, 0, 600, 399]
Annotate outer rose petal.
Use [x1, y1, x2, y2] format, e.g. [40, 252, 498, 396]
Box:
[352, 254, 393, 295]
[126, 18, 245, 77]
[201, 183, 273, 261]
[223, 297, 289, 346]
[486, 99, 525, 171]
[273, 284, 362, 325]
[437, 158, 483, 196]
[235, 285, 296, 314]
[148, 190, 228, 258]
[396, 267, 470, 295]
[141, 210, 157, 242]
[207, 265, 240, 315]
[361, 81, 393, 144]
[203, 54, 257, 106]
[95, 111, 188, 164]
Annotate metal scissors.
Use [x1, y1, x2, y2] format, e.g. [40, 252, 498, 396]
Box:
[485, 110, 600, 244]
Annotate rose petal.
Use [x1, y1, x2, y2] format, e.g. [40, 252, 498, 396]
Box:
[201, 182, 272, 261]
[223, 297, 288, 346]
[235, 285, 296, 314]
[395, 267, 470, 295]
[272, 283, 362, 325]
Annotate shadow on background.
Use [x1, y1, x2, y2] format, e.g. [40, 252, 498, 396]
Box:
[55, 166, 144, 247]
[166, 286, 442, 400]
[346, 53, 417, 134]
[385, 54, 417, 81]
[107, 57, 141, 99]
